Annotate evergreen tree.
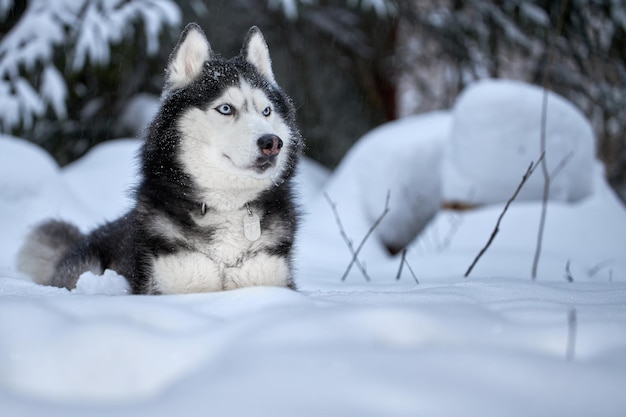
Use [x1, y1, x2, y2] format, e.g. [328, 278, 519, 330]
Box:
[0, 0, 180, 164]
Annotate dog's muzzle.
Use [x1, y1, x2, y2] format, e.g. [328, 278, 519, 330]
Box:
[255, 134, 283, 172]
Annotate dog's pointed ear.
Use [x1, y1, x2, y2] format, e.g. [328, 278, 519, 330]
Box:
[164, 23, 211, 94]
[242, 26, 276, 85]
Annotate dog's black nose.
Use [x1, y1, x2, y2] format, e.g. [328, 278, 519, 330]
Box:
[257, 134, 283, 157]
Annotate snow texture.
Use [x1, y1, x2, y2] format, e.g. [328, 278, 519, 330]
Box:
[2, 80, 626, 416]
[314, 111, 451, 253]
[442, 79, 596, 205]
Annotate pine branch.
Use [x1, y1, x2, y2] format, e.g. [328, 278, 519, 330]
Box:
[464, 154, 544, 278]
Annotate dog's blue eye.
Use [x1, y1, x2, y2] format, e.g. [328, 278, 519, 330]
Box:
[216, 104, 234, 115]
[262, 106, 271, 117]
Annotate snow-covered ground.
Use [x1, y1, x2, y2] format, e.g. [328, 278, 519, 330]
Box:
[2, 80, 626, 416]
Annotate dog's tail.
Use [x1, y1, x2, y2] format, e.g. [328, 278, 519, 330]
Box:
[17, 220, 84, 287]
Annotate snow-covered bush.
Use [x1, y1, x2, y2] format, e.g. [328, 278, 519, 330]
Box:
[442, 79, 597, 206]
[308, 112, 451, 257]
[268, 0, 396, 19]
[358, 113, 450, 253]
[0, 0, 180, 133]
[394, 0, 626, 202]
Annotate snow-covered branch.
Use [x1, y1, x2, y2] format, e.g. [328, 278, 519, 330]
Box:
[0, 0, 180, 132]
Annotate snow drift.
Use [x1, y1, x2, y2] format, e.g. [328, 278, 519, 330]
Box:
[442, 79, 596, 206]
[1, 79, 626, 416]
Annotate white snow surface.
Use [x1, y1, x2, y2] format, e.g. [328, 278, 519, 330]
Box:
[443, 79, 596, 205]
[2, 84, 626, 415]
[324, 111, 450, 252]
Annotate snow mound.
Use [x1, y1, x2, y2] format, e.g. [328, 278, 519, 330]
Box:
[360, 112, 451, 253]
[1, 119, 626, 416]
[62, 138, 141, 221]
[442, 79, 596, 206]
[72, 269, 131, 295]
[294, 156, 331, 205]
[0, 135, 61, 203]
[305, 112, 451, 258]
[0, 135, 91, 267]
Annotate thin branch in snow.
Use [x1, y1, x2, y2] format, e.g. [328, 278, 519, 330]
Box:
[531, 0, 570, 281]
[404, 256, 418, 285]
[437, 212, 464, 252]
[588, 258, 614, 277]
[566, 308, 577, 362]
[549, 151, 575, 181]
[324, 192, 370, 281]
[396, 248, 405, 280]
[340, 190, 391, 281]
[324, 190, 391, 282]
[564, 260, 574, 282]
[464, 154, 544, 278]
[396, 248, 419, 285]
[533, 90, 551, 280]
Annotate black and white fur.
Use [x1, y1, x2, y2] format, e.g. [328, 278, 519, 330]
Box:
[17, 23, 303, 295]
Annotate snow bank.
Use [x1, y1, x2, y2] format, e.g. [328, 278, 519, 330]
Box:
[442, 79, 596, 205]
[358, 112, 451, 253]
[62, 138, 141, 222]
[299, 112, 451, 263]
[1, 277, 625, 417]
[2, 88, 626, 416]
[0, 135, 94, 267]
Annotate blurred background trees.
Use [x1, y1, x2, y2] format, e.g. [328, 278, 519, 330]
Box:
[1, 0, 624, 200]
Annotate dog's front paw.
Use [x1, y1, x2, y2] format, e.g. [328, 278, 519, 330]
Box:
[223, 254, 293, 290]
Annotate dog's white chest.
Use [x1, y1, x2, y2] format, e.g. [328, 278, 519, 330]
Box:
[150, 205, 292, 294]
[150, 210, 291, 294]
[202, 209, 260, 265]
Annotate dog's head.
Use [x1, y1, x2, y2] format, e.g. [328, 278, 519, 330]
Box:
[146, 23, 302, 196]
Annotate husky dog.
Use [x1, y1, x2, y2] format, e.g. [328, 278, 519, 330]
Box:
[17, 23, 303, 294]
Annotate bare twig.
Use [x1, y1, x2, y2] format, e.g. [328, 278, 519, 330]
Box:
[396, 248, 406, 280]
[564, 260, 574, 282]
[340, 190, 391, 281]
[396, 248, 419, 285]
[549, 151, 575, 181]
[404, 257, 419, 285]
[532, 0, 570, 280]
[588, 259, 613, 277]
[566, 308, 577, 362]
[437, 212, 464, 252]
[465, 154, 544, 277]
[324, 192, 370, 281]
[532, 93, 551, 280]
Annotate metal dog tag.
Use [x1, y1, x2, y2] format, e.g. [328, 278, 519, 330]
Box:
[243, 212, 261, 241]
